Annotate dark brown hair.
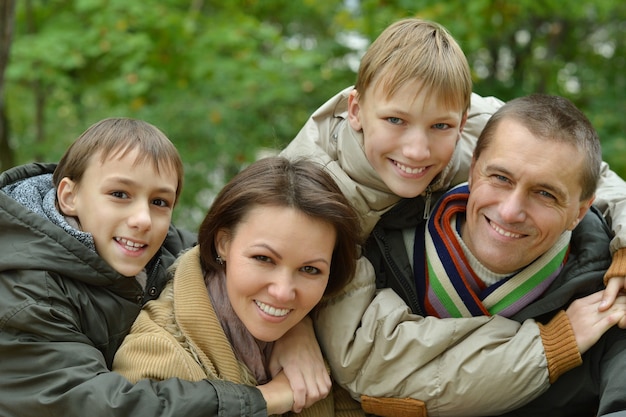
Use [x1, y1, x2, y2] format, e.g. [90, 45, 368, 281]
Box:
[197, 156, 362, 296]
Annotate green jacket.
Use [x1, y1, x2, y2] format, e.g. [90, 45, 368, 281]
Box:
[0, 163, 268, 417]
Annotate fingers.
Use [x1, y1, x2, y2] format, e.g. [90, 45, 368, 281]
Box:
[289, 367, 331, 412]
[567, 290, 626, 353]
[600, 277, 626, 311]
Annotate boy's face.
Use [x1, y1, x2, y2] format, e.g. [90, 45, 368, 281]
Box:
[347, 79, 466, 198]
[462, 118, 592, 274]
[57, 149, 178, 277]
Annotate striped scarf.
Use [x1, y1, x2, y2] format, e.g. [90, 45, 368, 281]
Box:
[414, 184, 570, 318]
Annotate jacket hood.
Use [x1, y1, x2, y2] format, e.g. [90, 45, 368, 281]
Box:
[0, 163, 139, 296]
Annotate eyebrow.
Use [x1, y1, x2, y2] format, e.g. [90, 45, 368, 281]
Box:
[253, 243, 331, 266]
[107, 176, 177, 195]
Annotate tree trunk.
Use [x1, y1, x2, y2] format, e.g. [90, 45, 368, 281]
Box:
[0, 0, 17, 171]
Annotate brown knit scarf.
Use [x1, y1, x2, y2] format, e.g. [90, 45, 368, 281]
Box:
[205, 271, 273, 384]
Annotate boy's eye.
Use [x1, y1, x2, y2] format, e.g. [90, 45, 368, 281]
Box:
[433, 123, 450, 130]
[386, 117, 403, 125]
[111, 191, 128, 199]
[152, 198, 171, 208]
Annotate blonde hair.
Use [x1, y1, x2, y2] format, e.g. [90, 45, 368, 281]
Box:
[198, 157, 362, 296]
[355, 18, 472, 113]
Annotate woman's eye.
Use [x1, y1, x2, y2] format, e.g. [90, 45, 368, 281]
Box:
[301, 265, 321, 275]
[254, 255, 272, 263]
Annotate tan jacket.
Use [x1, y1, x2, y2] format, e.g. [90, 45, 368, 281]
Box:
[313, 258, 578, 417]
[113, 246, 364, 417]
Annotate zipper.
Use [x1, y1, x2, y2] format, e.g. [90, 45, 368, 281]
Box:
[423, 187, 432, 220]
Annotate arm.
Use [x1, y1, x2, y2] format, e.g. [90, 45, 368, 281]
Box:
[313, 257, 575, 417]
[270, 316, 331, 413]
[0, 285, 267, 417]
[592, 162, 626, 306]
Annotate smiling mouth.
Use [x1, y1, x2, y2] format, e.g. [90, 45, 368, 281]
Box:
[489, 220, 523, 238]
[255, 300, 291, 317]
[115, 237, 147, 252]
[393, 160, 426, 175]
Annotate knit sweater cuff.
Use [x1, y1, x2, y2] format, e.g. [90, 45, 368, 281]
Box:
[604, 247, 626, 284]
[537, 310, 581, 384]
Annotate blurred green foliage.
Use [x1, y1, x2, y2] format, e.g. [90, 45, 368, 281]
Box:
[5, 0, 625, 231]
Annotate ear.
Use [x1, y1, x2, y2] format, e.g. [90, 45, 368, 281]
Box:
[458, 111, 469, 137]
[568, 195, 595, 231]
[57, 177, 79, 216]
[467, 157, 477, 190]
[215, 228, 231, 261]
[347, 89, 363, 131]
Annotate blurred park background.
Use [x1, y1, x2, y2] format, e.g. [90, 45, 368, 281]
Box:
[1, 0, 625, 231]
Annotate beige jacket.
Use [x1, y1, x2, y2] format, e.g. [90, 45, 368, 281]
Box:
[113, 246, 364, 417]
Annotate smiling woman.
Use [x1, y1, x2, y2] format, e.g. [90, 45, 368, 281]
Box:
[112, 156, 364, 417]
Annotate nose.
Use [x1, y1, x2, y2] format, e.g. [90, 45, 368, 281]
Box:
[402, 129, 430, 160]
[127, 202, 152, 231]
[267, 270, 296, 303]
[498, 190, 527, 223]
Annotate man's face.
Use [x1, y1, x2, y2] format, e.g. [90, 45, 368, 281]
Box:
[57, 149, 178, 277]
[463, 118, 593, 274]
[347, 80, 466, 198]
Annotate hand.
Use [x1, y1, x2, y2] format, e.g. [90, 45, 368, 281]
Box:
[269, 316, 331, 412]
[257, 371, 294, 415]
[599, 276, 626, 311]
[567, 290, 626, 354]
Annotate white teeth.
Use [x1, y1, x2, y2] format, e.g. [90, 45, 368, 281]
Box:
[115, 237, 146, 251]
[255, 300, 290, 317]
[395, 161, 425, 175]
[490, 221, 523, 238]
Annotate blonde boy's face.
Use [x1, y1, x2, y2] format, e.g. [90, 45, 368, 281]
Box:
[57, 149, 178, 277]
[348, 79, 466, 198]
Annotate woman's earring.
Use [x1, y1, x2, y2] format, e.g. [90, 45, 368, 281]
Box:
[216, 255, 225, 265]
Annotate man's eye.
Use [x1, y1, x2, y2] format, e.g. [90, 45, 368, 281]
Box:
[538, 190, 557, 200]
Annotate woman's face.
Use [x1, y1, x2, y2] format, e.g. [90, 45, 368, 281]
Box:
[216, 205, 336, 342]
